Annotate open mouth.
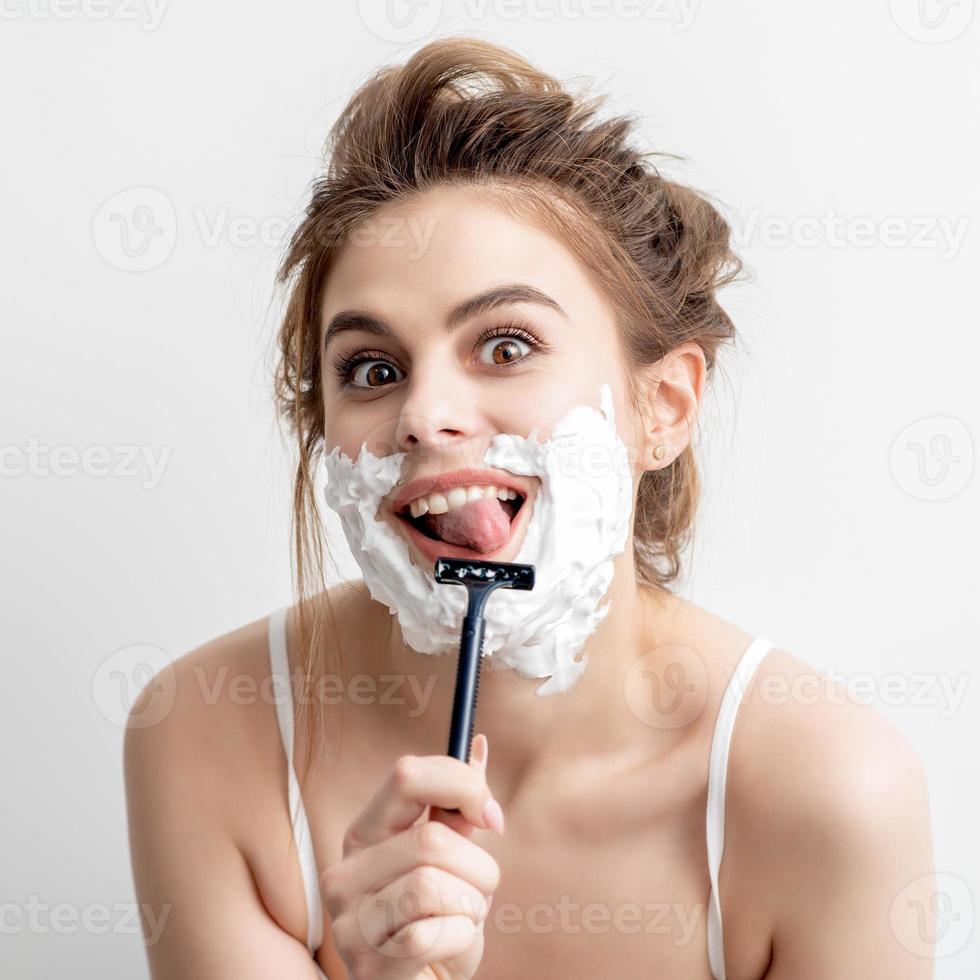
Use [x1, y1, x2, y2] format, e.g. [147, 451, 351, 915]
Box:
[392, 489, 528, 561]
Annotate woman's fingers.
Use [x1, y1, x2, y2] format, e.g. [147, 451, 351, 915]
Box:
[375, 913, 486, 979]
[327, 737, 500, 980]
[346, 864, 490, 949]
[342, 750, 500, 857]
[471, 732, 488, 770]
[429, 733, 494, 835]
[324, 818, 501, 921]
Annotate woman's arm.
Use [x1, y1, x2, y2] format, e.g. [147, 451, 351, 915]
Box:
[123, 648, 325, 980]
[737, 654, 936, 979]
[766, 734, 933, 977]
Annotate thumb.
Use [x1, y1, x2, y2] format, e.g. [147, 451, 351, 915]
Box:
[470, 732, 489, 772]
[430, 734, 490, 838]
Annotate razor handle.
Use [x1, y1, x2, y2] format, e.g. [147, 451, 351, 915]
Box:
[448, 612, 485, 762]
[440, 612, 486, 816]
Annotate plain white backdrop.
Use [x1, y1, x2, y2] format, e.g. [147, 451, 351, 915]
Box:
[2, 2, 977, 976]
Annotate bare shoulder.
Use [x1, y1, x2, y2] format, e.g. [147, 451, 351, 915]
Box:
[124, 582, 372, 823]
[122, 604, 290, 864]
[724, 646, 935, 978]
[124, 608, 273, 771]
[125, 604, 287, 758]
[122, 583, 372, 975]
[730, 647, 930, 835]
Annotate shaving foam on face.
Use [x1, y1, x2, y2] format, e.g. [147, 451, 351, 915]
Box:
[318, 383, 634, 696]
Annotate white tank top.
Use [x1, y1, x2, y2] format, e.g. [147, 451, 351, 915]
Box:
[267, 604, 773, 980]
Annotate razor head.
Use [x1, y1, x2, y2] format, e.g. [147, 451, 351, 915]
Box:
[434, 557, 535, 592]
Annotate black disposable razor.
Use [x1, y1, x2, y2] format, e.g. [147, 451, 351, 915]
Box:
[434, 557, 535, 774]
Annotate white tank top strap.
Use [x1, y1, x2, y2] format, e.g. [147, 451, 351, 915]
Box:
[705, 636, 774, 980]
[267, 605, 325, 960]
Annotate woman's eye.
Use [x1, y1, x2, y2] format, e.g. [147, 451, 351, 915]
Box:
[349, 359, 404, 389]
[478, 335, 532, 367]
[336, 323, 543, 391]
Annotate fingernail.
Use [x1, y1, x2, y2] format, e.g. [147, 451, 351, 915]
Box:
[473, 734, 488, 771]
[482, 796, 505, 834]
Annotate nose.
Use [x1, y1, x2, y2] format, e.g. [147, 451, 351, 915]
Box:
[394, 365, 483, 460]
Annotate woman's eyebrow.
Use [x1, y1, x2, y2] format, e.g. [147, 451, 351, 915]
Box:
[322, 282, 567, 348]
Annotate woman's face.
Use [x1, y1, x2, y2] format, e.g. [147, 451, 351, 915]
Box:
[318, 185, 645, 567]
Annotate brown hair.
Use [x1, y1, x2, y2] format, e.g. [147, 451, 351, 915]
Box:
[272, 36, 744, 783]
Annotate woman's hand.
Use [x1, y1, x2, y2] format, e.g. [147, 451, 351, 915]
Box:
[323, 733, 504, 980]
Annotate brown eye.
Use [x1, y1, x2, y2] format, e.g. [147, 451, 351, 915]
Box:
[351, 360, 403, 388]
[479, 336, 531, 367]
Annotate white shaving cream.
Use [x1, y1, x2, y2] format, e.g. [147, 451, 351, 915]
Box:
[318, 383, 634, 695]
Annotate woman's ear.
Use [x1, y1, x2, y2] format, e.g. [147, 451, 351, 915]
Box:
[636, 342, 706, 471]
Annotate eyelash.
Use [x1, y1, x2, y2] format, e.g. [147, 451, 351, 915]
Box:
[330, 320, 551, 391]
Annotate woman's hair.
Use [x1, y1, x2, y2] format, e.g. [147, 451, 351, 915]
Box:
[272, 36, 744, 783]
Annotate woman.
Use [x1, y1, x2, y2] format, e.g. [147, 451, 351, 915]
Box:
[124, 37, 935, 979]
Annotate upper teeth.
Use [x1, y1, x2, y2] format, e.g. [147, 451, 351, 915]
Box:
[408, 485, 518, 518]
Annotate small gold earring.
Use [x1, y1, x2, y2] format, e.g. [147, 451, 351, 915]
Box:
[653, 444, 667, 461]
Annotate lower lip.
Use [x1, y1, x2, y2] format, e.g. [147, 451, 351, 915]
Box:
[394, 498, 529, 565]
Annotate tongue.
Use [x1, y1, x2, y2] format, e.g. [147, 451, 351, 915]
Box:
[423, 497, 512, 554]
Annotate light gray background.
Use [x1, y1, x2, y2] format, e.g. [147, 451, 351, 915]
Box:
[2, 1, 977, 977]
